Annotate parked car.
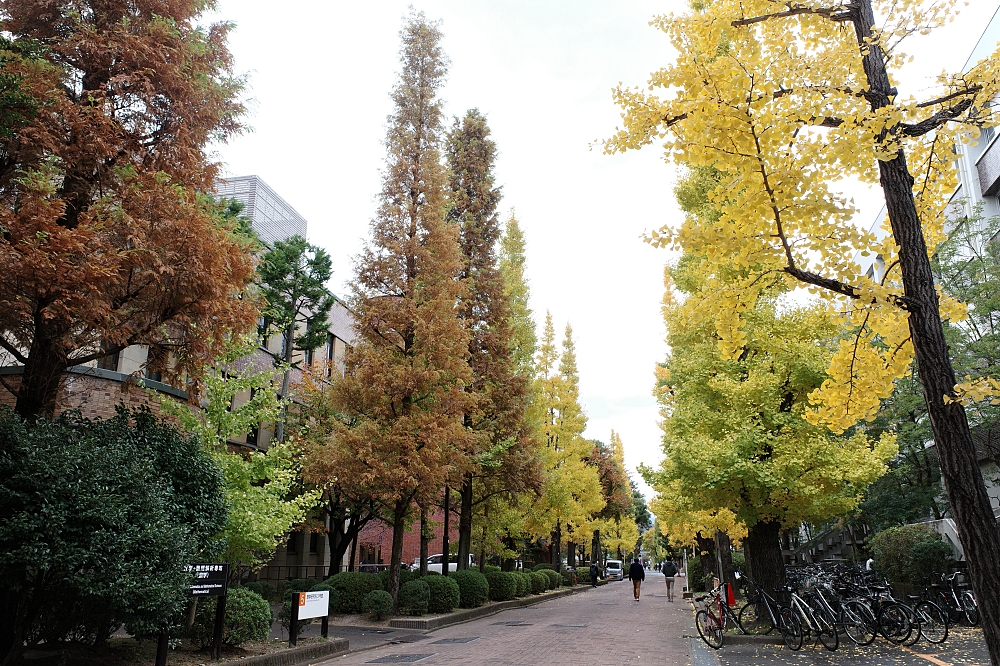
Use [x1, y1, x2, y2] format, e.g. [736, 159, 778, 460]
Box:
[409, 554, 474, 574]
[605, 559, 623, 581]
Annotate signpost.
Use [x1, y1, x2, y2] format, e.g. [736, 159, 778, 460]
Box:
[189, 564, 229, 661]
[289, 590, 330, 647]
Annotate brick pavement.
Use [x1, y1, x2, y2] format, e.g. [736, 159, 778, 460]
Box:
[317, 572, 696, 666]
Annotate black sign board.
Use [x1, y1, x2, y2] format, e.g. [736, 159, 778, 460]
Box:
[186, 563, 229, 597]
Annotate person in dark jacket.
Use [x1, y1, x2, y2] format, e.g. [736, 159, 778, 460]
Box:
[661, 559, 679, 602]
[628, 557, 645, 600]
[589, 561, 598, 587]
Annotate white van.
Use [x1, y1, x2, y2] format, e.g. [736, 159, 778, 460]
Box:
[410, 554, 474, 574]
[605, 559, 624, 581]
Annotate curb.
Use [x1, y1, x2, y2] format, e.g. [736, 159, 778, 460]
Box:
[388, 585, 591, 630]
[225, 638, 350, 666]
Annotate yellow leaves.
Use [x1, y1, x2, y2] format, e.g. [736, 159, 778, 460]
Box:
[949, 377, 1000, 406]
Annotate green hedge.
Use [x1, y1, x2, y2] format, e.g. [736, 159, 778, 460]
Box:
[425, 574, 461, 613]
[362, 590, 393, 620]
[325, 572, 382, 613]
[378, 567, 416, 592]
[871, 524, 954, 585]
[532, 563, 554, 571]
[529, 571, 548, 594]
[244, 581, 276, 601]
[560, 570, 576, 586]
[191, 588, 272, 647]
[399, 579, 430, 616]
[451, 569, 490, 608]
[513, 572, 530, 597]
[486, 571, 517, 601]
[541, 569, 560, 590]
[576, 569, 591, 584]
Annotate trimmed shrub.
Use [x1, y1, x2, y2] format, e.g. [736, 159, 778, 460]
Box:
[542, 569, 560, 590]
[871, 524, 955, 585]
[513, 572, 530, 597]
[576, 569, 591, 584]
[192, 588, 272, 647]
[399, 579, 430, 616]
[325, 572, 383, 613]
[451, 569, 490, 608]
[560, 570, 576, 587]
[362, 590, 394, 620]
[529, 571, 548, 594]
[425, 574, 461, 613]
[378, 567, 415, 592]
[532, 563, 554, 571]
[245, 581, 276, 601]
[483, 564, 501, 574]
[687, 558, 706, 592]
[486, 571, 517, 601]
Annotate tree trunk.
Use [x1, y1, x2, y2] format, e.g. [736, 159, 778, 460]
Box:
[456, 473, 473, 570]
[743, 520, 784, 597]
[419, 506, 429, 577]
[441, 486, 450, 574]
[592, 529, 602, 565]
[566, 540, 575, 569]
[715, 530, 737, 595]
[387, 497, 411, 609]
[327, 516, 342, 578]
[846, 3, 1000, 662]
[348, 532, 358, 572]
[501, 536, 516, 571]
[274, 326, 294, 443]
[14, 330, 69, 420]
[695, 532, 717, 586]
[551, 520, 562, 572]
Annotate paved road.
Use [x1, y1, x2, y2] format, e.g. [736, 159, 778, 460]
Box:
[319, 571, 695, 666]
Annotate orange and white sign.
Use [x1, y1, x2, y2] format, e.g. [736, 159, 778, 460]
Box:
[297, 590, 329, 620]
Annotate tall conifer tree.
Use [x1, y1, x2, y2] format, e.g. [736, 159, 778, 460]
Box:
[313, 12, 470, 605]
[447, 111, 538, 570]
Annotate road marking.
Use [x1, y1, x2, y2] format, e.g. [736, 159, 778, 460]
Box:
[901, 646, 952, 666]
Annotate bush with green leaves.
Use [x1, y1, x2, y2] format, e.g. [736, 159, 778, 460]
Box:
[483, 564, 501, 574]
[191, 588, 273, 647]
[870, 524, 955, 585]
[541, 569, 560, 590]
[512, 572, 530, 597]
[486, 571, 517, 601]
[687, 558, 707, 592]
[362, 590, 394, 620]
[245, 581, 275, 601]
[399, 579, 430, 616]
[378, 567, 415, 592]
[425, 574, 461, 613]
[325, 572, 383, 613]
[560, 570, 576, 586]
[576, 569, 591, 584]
[450, 569, 489, 608]
[0, 406, 226, 663]
[532, 563, 554, 571]
[529, 571, 549, 594]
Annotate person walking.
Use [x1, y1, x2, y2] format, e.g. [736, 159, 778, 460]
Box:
[628, 557, 645, 600]
[661, 559, 678, 602]
[589, 561, 598, 587]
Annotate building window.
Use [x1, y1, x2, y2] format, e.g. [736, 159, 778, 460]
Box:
[309, 533, 319, 554]
[326, 334, 335, 377]
[144, 366, 162, 382]
[97, 351, 119, 372]
[246, 388, 259, 446]
[287, 532, 299, 554]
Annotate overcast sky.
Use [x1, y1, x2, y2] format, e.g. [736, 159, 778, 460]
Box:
[207, 1, 1000, 498]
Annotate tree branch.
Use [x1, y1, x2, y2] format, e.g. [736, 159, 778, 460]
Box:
[916, 86, 982, 109]
[732, 4, 852, 27]
[782, 265, 916, 310]
[900, 99, 974, 137]
[0, 336, 28, 364]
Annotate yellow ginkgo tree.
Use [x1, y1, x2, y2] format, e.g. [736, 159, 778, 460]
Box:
[605, 0, 1000, 656]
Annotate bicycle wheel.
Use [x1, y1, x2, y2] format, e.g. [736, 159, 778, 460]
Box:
[816, 613, 839, 651]
[878, 603, 913, 644]
[899, 604, 921, 646]
[779, 607, 803, 651]
[696, 609, 724, 649]
[738, 601, 774, 635]
[842, 600, 877, 646]
[961, 591, 979, 626]
[915, 601, 948, 644]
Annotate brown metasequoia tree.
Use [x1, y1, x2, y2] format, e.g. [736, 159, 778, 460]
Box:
[0, 1, 258, 421]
